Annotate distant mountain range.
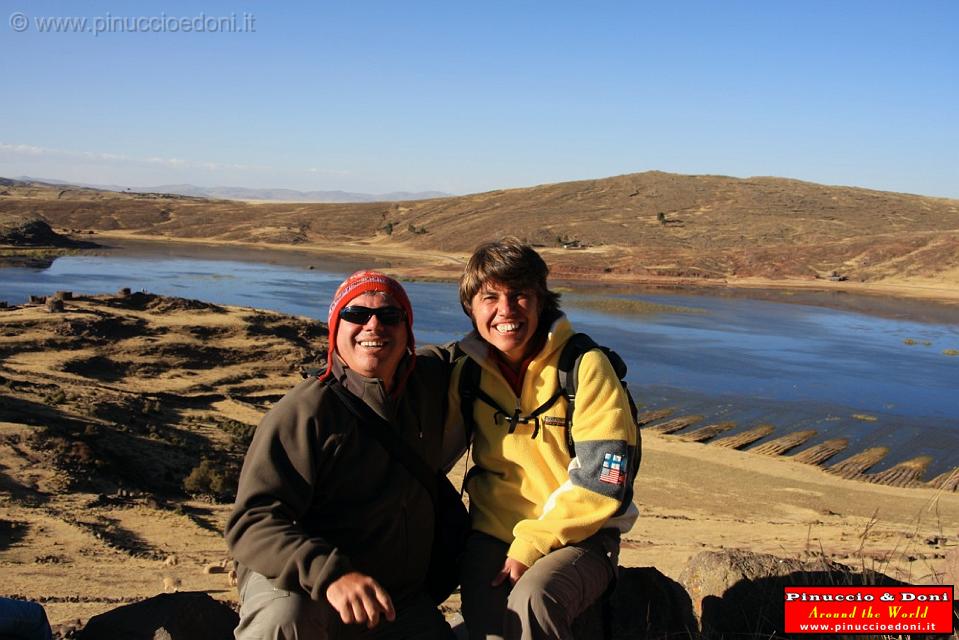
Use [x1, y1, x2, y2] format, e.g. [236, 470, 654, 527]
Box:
[12, 176, 451, 203]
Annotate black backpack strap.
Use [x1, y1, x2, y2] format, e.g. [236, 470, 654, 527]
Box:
[326, 379, 437, 504]
[458, 357, 482, 443]
[557, 334, 642, 480]
[556, 333, 599, 458]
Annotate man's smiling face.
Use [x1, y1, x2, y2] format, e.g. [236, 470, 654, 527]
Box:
[335, 292, 408, 384]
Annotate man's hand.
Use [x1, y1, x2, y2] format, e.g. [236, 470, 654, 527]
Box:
[491, 557, 529, 587]
[325, 572, 396, 628]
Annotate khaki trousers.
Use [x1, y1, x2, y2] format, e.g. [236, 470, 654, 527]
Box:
[235, 571, 454, 640]
[459, 531, 619, 640]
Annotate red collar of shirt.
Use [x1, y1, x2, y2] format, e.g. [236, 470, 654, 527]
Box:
[489, 332, 547, 397]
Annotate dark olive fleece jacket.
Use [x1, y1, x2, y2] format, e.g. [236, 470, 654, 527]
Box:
[225, 354, 449, 604]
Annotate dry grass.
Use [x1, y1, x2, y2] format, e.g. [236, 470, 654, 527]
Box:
[0, 293, 329, 625]
[3, 172, 959, 290]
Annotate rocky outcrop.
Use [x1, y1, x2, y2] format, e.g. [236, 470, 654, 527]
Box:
[678, 550, 904, 639]
[0, 217, 92, 247]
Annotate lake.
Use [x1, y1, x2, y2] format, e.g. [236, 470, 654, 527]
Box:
[2, 252, 958, 474]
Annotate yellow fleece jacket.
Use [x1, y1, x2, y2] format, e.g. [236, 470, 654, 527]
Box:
[448, 315, 639, 568]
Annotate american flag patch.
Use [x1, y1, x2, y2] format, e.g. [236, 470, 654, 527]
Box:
[599, 452, 625, 486]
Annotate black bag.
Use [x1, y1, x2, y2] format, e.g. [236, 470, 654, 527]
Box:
[328, 381, 469, 604]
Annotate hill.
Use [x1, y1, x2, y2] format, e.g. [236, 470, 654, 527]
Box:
[1, 172, 958, 290]
[0, 292, 323, 623]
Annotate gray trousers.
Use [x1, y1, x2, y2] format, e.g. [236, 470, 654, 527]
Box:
[235, 571, 454, 640]
[459, 531, 619, 640]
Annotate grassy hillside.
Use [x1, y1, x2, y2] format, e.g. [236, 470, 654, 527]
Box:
[2, 172, 958, 285]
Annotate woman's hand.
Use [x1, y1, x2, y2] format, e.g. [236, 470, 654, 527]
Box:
[491, 557, 529, 587]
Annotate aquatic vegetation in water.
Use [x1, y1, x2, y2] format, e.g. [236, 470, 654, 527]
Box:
[851, 413, 878, 422]
[564, 295, 705, 316]
[903, 338, 934, 346]
[187, 273, 236, 281]
[944, 349, 959, 357]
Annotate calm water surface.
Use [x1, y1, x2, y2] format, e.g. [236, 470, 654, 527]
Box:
[2, 255, 957, 472]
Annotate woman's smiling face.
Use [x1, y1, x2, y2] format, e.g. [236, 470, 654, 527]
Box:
[470, 280, 540, 365]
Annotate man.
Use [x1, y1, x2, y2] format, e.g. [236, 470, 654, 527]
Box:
[226, 271, 453, 640]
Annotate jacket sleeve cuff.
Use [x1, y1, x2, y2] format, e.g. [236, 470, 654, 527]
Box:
[507, 539, 545, 568]
[308, 553, 354, 601]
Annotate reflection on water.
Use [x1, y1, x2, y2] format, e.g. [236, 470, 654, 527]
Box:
[1, 254, 957, 472]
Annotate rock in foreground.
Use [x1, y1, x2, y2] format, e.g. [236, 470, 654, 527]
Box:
[679, 549, 906, 639]
[77, 592, 237, 640]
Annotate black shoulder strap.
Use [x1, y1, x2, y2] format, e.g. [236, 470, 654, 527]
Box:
[557, 333, 598, 401]
[326, 380, 437, 504]
[556, 333, 599, 457]
[458, 357, 482, 444]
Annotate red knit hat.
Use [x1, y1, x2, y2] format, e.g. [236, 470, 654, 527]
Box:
[320, 270, 415, 381]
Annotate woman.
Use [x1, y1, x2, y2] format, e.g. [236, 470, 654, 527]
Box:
[447, 238, 639, 640]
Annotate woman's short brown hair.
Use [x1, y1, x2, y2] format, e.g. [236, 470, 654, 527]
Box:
[459, 237, 561, 318]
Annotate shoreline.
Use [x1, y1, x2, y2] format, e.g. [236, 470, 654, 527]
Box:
[61, 232, 959, 323]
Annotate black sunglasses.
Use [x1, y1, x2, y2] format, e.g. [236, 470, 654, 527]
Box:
[339, 305, 406, 326]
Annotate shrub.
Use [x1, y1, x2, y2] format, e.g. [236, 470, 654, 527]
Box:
[219, 419, 256, 447]
[183, 459, 239, 501]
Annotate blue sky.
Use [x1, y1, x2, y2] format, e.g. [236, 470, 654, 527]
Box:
[1, 0, 956, 197]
